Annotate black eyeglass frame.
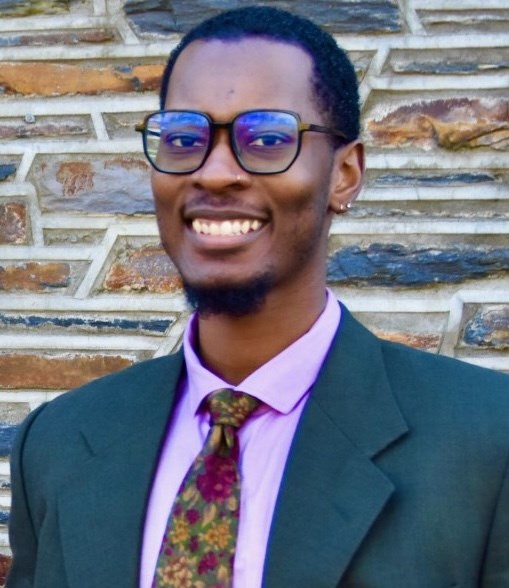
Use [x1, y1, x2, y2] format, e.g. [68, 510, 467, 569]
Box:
[135, 109, 349, 175]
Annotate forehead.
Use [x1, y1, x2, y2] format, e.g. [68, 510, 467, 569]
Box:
[165, 38, 318, 120]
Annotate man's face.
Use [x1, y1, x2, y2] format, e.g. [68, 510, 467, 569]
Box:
[152, 38, 348, 311]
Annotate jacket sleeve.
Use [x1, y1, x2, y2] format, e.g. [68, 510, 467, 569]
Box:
[482, 456, 509, 586]
[6, 404, 47, 588]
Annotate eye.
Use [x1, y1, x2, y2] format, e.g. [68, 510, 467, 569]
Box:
[248, 132, 292, 147]
[164, 133, 206, 149]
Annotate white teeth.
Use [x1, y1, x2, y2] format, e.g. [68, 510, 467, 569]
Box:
[220, 220, 232, 235]
[191, 218, 264, 236]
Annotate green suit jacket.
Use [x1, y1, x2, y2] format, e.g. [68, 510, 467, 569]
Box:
[7, 307, 509, 587]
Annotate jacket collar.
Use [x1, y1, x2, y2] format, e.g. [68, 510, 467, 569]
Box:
[263, 305, 408, 586]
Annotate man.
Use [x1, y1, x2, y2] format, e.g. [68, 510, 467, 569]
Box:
[7, 6, 509, 588]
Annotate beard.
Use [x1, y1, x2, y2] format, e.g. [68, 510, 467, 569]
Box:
[183, 273, 275, 317]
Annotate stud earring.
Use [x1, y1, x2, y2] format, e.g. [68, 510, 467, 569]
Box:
[338, 202, 352, 214]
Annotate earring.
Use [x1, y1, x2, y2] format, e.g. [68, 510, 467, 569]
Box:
[338, 202, 351, 214]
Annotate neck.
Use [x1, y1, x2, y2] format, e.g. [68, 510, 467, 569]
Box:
[195, 283, 328, 385]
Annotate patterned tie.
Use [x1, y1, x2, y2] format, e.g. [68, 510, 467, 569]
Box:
[153, 389, 260, 588]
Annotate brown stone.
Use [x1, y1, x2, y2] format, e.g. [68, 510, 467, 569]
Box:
[0, 62, 164, 97]
[56, 162, 95, 198]
[0, 116, 91, 141]
[0, 262, 70, 291]
[32, 155, 153, 214]
[373, 330, 440, 351]
[366, 97, 509, 151]
[0, 353, 133, 390]
[104, 245, 182, 293]
[0, 203, 26, 244]
[0, 554, 11, 587]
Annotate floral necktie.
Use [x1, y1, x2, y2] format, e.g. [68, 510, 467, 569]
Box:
[153, 389, 260, 588]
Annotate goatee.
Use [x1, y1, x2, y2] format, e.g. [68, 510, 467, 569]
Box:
[183, 274, 274, 317]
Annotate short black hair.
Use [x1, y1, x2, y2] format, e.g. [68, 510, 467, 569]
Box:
[159, 6, 360, 143]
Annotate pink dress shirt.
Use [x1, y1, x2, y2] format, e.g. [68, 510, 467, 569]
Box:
[140, 291, 341, 588]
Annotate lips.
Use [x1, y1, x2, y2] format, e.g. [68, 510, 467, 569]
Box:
[191, 218, 263, 236]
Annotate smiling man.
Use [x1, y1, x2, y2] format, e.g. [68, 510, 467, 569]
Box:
[7, 6, 509, 588]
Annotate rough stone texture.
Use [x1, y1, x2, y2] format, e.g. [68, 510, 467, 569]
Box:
[0, 62, 163, 97]
[0, 0, 69, 17]
[370, 171, 500, 188]
[0, 312, 173, 334]
[0, 556, 10, 588]
[327, 244, 509, 288]
[366, 97, 509, 151]
[0, 262, 70, 292]
[418, 10, 509, 34]
[0, 28, 116, 47]
[0, 426, 19, 457]
[373, 330, 441, 351]
[0, 164, 16, 182]
[31, 155, 153, 214]
[388, 49, 509, 76]
[104, 111, 152, 139]
[0, 116, 92, 141]
[355, 312, 446, 353]
[462, 306, 509, 350]
[124, 0, 401, 36]
[44, 228, 106, 246]
[0, 353, 133, 389]
[103, 244, 182, 293]
[1, 0, 62, 14]
[0, 203, 26, 245]
[0, 403, 30, 425]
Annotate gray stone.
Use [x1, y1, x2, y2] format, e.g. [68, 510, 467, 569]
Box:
[124, 0, 401, 35]
[31, 155, 154, 215]
[419, 10, 509, 34]
[0, 29, 115, 47]
[0, 313, 173, 334]
[372, 172, 497, 187]
[327, 244, 509, 287]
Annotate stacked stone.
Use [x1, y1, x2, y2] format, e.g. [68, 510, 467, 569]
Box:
[0, 0, 508, 581]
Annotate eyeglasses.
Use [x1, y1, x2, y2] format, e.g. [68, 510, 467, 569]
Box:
[135, 109, 348, 175]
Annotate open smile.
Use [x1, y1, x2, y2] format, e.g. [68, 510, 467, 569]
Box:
[191, 218, 264, 236]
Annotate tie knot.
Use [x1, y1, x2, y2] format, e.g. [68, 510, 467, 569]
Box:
[208, 389, 260, 428]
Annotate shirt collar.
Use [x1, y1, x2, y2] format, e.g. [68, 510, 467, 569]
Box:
[183, 289, 341, 416]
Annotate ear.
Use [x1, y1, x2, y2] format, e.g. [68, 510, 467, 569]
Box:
[328, 141, 365, 214]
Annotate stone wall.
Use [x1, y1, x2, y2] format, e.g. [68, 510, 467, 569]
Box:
[0, 0, 508, 579]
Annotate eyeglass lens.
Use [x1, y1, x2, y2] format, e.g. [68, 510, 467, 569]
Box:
[144, 110, 300, 174]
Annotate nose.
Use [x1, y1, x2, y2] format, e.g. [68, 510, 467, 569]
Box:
[191, 131, 250, 191]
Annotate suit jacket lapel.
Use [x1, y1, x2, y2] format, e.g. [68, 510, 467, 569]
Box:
[264, 307, 409, 587]
[57, 350, 185, 588]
